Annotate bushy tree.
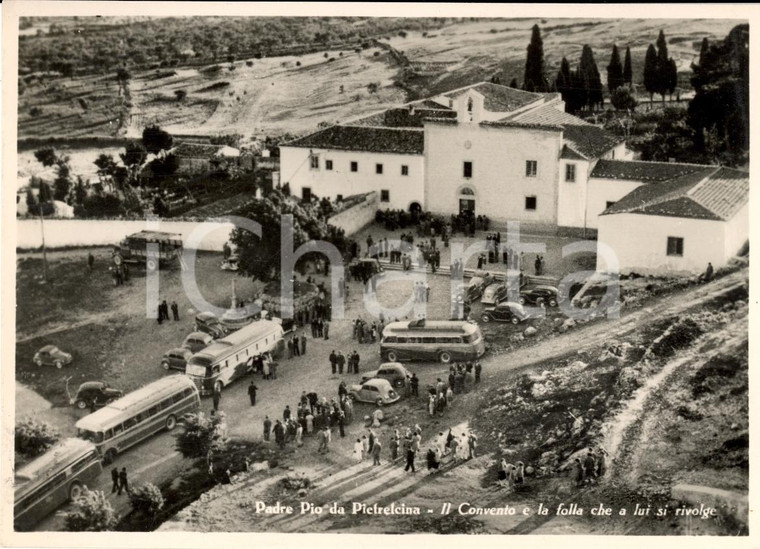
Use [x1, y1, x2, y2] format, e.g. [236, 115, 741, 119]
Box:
[64, 488, 118, 531]
[120, 141, 148, 184]
[38, 180, 54, 203]
[175, 89, 187, 101]
[53, 155, 73, 202]
[15, 418, 59, 458]
[34, 147, 57, 167]
[175, 411, 228, 459]
[688, 24, 748, 159]
[623, 46, 633, 85]
[25, 188, 37, 210]
[610, 85, 638, 111]
[73, 176, 88, 206]
[607, 44, 624, 93]
[142, 125, 173, 154]
[76, 193, 125, 218]
[523, 24, 547, 92]
[129, 482, 165, 515]
[148, 154, 179, 186]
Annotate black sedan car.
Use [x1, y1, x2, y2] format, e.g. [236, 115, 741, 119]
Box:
[70, 381, 123, 410]
[480, 302, 533, 324]
[519, 285, 559, 308]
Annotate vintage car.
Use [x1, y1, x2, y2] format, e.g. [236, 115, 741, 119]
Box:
[361, 362, 410, 389]
[33, 345, 73, 369]
[480, 271, 524, 305]
[161, 347, 193, 371]
[461, 270, 495, 303]
[182, 332, 214, 354]
[70, 381, 123, 410]
[519, 285, 560, 308]
[194, 312, 226, 339]
[479, 302, 537, 324]
[348, 378, 401, 406]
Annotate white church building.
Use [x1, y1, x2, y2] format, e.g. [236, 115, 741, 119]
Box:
[280, 82, 748, 273]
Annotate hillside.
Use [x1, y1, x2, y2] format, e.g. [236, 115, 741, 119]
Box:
[17, 18, 744, 143]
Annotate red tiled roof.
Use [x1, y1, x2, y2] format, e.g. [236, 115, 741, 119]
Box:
[591, 159, 714, 182]
[284, 125, 424, 155]
[602, 167, 748, 221]
[351, 108, 457, 129]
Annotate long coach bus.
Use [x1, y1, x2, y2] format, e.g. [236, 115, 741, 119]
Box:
[185, 319, 285, 396]
[380, 319, 486, 363]
[14, 438, 102, 531]
[75, 375, 200, 464]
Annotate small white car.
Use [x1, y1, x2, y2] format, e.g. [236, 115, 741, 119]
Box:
[348, 378, 400, 406]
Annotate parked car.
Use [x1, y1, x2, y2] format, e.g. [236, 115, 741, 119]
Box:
[33, 345, 72, 369]
[519, 285, 559, 307]
[161, 347, 193, 371]
[221, 255, 240, 271]
[194, 312, 226, 339]
[361, 363, 410, 389]
[70, 381, 123, 410]
[182, 332, 214, 354]
[463, 270, 494, 302]
[348, 378, 400, 406]
[479, 302, 535, 324]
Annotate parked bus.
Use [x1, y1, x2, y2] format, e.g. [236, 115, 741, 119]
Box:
[114, 230, 183, 270]
[75, 375, 200, 464]
[380, 319, 485, 363]
[14, 438, 102, 531]
[185, 319, 285, 396]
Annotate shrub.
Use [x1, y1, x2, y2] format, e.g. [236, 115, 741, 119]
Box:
[129, 482, 164, 515]
[15, 419, 59, 458]
[296, 60, 301, 66]
[246, 60, 254, 67]
[64, 488, 118, 531]
[29, 106, 43, 117]
[373, 51, 380, 57]
[174, 89, 187, 101]
[174, 411, 228, 460]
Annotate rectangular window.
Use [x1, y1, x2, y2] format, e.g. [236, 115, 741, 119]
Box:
[606, 201, 616, 209]
[401, 165, 409, 176]
[380, 190, 390, 202]
[667, 237, 684, 257]
[350, 161, 358, 172]
[376, 163, 383, 175]
[565, 163, 576, 182]
[325, 159, 333, 170]
[310, 156, 319, 170]
[463, 161, 473, 178]
[526, 160, 538, 177]
[525, 196, 537, 210]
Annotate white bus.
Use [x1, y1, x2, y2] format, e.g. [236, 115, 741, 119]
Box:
[14, 438, 102, 531]
[75, 375, 200, 464]
[380, 319, 486, 363]
[185, 319, 285, 396]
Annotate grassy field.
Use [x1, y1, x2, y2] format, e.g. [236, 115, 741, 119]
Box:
[17, 18, 744, 144]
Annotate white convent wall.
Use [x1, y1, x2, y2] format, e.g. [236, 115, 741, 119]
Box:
[280, 146, 424, 212]
[585, 177, 645, 230]
[556, 159, 590, 229]
[724, 202, 749, 262]
[423, 123, 561, 227]
[597, 213, 731, 275]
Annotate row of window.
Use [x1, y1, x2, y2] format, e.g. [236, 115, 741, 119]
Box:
[311, 156, 409, 176]
[463, 160, 539, 179]
[100, 388, 195, 441]
[16, 451, 100, 511]
[383, 335, 473, 344]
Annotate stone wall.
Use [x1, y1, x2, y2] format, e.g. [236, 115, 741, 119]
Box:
[327, 191, 378, 236]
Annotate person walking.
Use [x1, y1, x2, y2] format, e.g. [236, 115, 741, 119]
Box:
[87, 252, 95, 272]
[338, 411, 346, 438]
[247, 381, 258, 406]
[111, 467, 119, 493]
[300, 334, 307, 356]
[337, 352, 345, 375]
[353, 439, 364, 462]
[390, 436, 400, 463]
[161, 300, 169, 321]
[330, 351, 337, 375]
[573, 457, 585, 488]
[262, 357, 270, 380]
[296, 422, 304, 447]
[263, 416, 272, 441]
[117, 467, 129, 495]
[171, 301, 179, 321]
[474, 362, 482, 383]
[361, 435, 369, 459]
[157, 302, 163, 325]
[274, 420, 285, 449]
[323, 320, 330, 340]
[212, 388, 221, 411]
[371, 438, 383, 466]
[404, 444, 416, 473]
[318, 426, 331, 454]
[468, 433, 477, 459]
[583, 449, 597, 484]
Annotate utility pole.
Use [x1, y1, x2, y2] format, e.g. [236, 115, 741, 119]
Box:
[38, 207, 49, 282]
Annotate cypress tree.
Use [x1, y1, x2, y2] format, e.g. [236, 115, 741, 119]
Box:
[643, 44, 659, 101]
[656, 30, 669, 64]
[667, 58, 678, 99]
[509, 77, 519, 89]
[623, 46, 633, 85]
[579, 45, 603, 110]
[607, 44, 624, 93]
[698, 37, 709, 66]
[655, 30, 670, 101]
[523, 24, 546, 92]
[555, 57, 575, 112]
